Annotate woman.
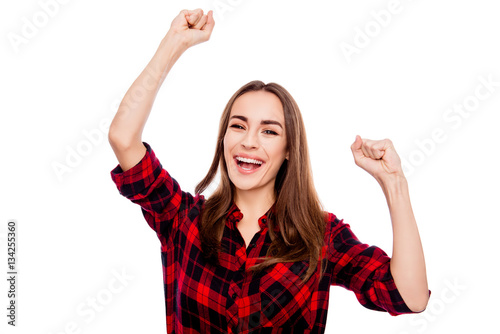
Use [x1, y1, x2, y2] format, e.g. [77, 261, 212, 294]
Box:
[109, 8, 430, 333]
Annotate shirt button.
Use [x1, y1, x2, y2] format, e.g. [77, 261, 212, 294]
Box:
[232, 293, 238, 299]
[262, 218, 267, 224]
[249, 243, 256, 248]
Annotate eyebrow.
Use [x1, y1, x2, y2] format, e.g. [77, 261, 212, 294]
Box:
[229, 115, 283, 129]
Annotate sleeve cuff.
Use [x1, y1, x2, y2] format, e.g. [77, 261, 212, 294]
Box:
[110, 142, 162, 199]
[371, 262, 432, 316]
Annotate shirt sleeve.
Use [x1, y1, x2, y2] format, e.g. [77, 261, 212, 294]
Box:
[110, 141, 203, 244]
[327, 212, 430, 316]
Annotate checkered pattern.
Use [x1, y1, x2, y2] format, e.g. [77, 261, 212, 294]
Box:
[110, 142, 425, 333]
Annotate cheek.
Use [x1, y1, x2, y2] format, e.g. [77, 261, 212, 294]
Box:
[263, 141, 287, 160]
[224, 132, 239, 149]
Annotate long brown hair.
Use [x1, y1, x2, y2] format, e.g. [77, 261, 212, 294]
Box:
[195, 80, 327, 283]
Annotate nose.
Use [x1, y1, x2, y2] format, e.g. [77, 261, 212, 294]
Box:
[241, 130, 259, 149]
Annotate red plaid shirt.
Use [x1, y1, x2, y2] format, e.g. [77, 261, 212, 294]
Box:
[110, 142, 424, 333]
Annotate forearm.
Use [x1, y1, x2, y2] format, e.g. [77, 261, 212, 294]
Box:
[377, 174, 429, 312]
[108, 33, 187, 149]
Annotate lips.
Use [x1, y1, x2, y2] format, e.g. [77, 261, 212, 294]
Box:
[234, 154, 265, 173]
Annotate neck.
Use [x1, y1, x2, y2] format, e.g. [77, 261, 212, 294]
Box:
[234, 185, 275, 221]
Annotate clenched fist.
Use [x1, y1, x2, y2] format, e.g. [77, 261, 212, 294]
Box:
[167, 8, 215, 49]
[350, 135, 405, 183]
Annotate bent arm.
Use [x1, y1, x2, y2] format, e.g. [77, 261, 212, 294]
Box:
[350, 136, 430, 312]
[109, 9, 214, 171]
[108, 34, 187, 171]
[380, 175, 430, 312]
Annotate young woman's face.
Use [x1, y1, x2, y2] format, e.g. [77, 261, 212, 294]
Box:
[223, 90, 288, 196]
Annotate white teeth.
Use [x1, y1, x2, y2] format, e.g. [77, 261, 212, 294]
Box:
[236, 156, 263, 165]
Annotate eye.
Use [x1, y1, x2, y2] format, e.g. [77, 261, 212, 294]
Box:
[230, 124, 244, 130]
[263, 129, 278, 135]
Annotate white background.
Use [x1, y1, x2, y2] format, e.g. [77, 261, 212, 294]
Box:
[1, 0, 499, 333]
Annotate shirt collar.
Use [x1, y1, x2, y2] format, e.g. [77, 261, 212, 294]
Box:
[226, 200, 279, 232]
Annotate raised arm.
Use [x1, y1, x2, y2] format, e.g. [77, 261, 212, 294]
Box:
[108, 8, 214, 171]
[350, 135, 430, 313]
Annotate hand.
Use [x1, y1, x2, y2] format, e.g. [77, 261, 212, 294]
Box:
[350, 135, 405, 183]
[166, 8, 215, 49]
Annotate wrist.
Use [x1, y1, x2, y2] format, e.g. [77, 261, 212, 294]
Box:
[161, 31, 189, 54]
[148, 34, 187, 84]
[377, 173, 409, 204]
[375, 169, 406, 187]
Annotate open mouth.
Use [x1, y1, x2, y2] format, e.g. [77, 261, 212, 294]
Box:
[235, 156, 264, 171]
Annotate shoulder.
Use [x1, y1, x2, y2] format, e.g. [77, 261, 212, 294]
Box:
[323, 211, 351, 237]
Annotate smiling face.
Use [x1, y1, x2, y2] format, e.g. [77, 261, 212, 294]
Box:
[223, 90, 289, 200]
